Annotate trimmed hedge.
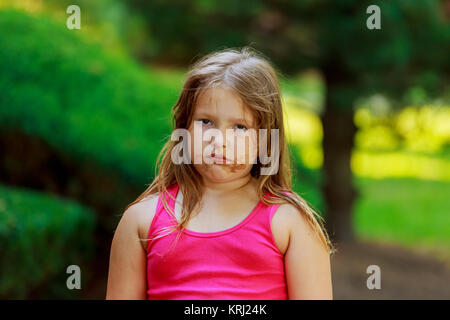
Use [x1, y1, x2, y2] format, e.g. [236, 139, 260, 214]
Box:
[0, 184, 96, 299]
[0, 9, 180, 186]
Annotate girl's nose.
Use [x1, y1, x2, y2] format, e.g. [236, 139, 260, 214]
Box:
[211, 128, 226, 148]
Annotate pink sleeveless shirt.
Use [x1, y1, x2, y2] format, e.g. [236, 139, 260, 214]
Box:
[146, 185, 288, 300]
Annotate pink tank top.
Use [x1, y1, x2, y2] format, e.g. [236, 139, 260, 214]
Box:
[146, 184, 288, 300]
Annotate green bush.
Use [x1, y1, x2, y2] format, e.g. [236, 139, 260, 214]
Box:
[0, 9, 180, 186]
[0, 184, 96, 299]
[42, 0, 153, 58]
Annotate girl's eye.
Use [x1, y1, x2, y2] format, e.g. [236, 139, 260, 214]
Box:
[199, 119, 212, 126]
[234, 124, 247, 131]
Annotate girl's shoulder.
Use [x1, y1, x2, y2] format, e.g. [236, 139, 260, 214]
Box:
[122, 194, 160, 251]
[268, 192, 310, 253]
[272, 202, 303, 225]
[270, 191, 311, 231]
[269, 203, 300, 256]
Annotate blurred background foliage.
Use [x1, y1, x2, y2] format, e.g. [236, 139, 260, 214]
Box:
[0, 183, 95, 298]
[0, 0, 449, 298]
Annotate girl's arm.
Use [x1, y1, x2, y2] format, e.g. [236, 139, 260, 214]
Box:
[106, 197, 157, 299]
[281, 204, 333, 300]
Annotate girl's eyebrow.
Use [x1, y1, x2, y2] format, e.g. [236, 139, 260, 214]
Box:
[228, 116, 253, 126]
[193, 110, 213, 117]
[193, 111, 215, 120]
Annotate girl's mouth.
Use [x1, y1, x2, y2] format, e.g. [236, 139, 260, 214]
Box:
[208, 152, 233, 164]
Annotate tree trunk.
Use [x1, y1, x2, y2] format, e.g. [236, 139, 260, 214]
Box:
[321, 69, 359, 243]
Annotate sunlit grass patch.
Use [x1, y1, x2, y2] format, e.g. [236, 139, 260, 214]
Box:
[354, 177, 450, 259]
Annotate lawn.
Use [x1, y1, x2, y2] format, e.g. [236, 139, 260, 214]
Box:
[353, 177, 450, 260]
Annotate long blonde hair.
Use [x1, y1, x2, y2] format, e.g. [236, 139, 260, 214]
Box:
[126, 46, 336, 255]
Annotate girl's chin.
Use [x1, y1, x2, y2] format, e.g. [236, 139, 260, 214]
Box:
[199, 166, 248, 183]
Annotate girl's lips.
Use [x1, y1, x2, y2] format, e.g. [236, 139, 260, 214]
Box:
[208, 153, 233, 164]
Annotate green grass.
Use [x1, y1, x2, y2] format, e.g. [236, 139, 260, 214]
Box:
[354, 177, 450, 259]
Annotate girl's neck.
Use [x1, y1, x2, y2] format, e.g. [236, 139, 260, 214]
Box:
[202, 174, 255, 196]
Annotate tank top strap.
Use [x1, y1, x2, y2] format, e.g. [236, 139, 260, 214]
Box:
[258, 192, 283, 231]
[164, 184, 179, 210]
[267, 201, 282, 221]
[146, 184, 179, 252]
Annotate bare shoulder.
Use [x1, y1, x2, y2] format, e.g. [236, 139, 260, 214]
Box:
[270, 203, 300, 256]
[271, 202, 322, 255]
[120, 194, 159, 251]
[276, 203, 316, 232]
[279, 202, 333, 299]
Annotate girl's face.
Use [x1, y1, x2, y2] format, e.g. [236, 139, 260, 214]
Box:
[187, 87, 258, 184]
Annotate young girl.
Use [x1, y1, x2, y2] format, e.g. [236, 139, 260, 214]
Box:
[106, 47, 335, 300]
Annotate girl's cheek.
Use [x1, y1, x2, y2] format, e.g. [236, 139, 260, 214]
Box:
[248, 133, 258, 163]
[188, 126, 206, 164]
[235, 132, 258, 164]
